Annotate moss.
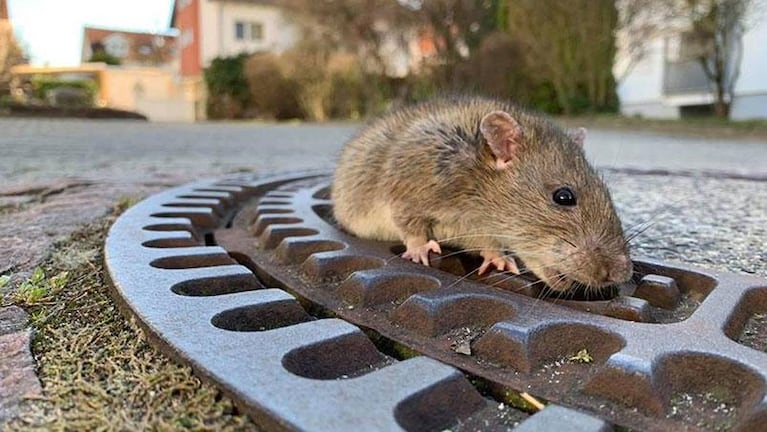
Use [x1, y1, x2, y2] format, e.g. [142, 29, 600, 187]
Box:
[10, 268, 69, 305]
[498, 388, 544, 412]
[568, 349, 594, 364]
[112, 195, 141, 215]
[6, 215, 259, 431]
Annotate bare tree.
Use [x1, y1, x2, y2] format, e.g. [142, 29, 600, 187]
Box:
[282, 0, 416, 111]
[415, 0, 500, 87]
[681, 0, 753, 118]
[0, 22, 26, 96]
[618, 0, 760, 118]
[282, 0, 415, 75]
[614, 0, 670, 83]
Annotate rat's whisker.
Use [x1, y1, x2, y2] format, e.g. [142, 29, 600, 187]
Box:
[443, 265, 485, 290]
[625, 224, 653, 245]
[621, 193, 693, 244]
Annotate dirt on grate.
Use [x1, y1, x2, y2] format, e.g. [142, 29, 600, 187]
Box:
[3, 210, 259, 431]
[667, 390, 739, 432]
[738, 313, 767, 353]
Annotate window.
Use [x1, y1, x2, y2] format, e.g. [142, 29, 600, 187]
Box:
[234, 20, 264, 41]
[104, 35, 129, 58]
[249, 22, 263, 41]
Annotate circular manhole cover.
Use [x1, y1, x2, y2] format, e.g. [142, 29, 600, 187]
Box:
[106, 172, 767, 431]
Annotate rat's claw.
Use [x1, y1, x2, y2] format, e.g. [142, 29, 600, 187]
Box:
[402, 240, 441, 266]
[478, 250, 520, 275]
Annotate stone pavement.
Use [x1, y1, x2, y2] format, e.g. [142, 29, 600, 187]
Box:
[1, 117, 766, 425]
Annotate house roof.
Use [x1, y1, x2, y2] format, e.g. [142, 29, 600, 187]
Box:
[82, 26, 177, 66]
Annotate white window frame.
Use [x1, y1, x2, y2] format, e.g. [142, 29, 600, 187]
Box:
[234, 20, 264, 42]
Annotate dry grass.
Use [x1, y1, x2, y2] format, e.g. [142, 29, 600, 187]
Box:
[5, 210, 259, 431]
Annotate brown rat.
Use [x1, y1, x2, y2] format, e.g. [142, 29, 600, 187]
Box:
[332, 96, 632, 291]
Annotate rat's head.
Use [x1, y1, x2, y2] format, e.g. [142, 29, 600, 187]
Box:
[479, 110, 633, 292]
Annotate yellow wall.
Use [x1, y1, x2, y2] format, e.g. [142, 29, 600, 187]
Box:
[100, 68, 177, 110]
[10, 63, 198, 122]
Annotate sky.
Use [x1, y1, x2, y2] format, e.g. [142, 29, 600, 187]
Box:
[7, 0, 176, 66]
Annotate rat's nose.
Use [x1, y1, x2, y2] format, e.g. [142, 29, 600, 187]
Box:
[608, 254, 633, 283]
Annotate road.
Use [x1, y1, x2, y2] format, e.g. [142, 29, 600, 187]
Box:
[3, 118, 767, 183]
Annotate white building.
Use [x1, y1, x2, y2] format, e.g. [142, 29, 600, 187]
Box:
[171, 0, 298, 119]
[615, 10, 767, 120]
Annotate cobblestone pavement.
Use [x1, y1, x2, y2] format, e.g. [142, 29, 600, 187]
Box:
[1, 117, 766, 425]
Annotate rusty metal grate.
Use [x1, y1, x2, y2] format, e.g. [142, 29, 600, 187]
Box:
[105, 172, 767, 431]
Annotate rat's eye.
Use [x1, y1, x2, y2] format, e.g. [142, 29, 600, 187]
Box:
[552, 187, 577, 206]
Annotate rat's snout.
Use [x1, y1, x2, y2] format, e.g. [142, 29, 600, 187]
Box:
[573, 246, 633, 288]
[615, 254, 634, 281]
[602, 253, 633, 285]
[521, 240, 633, 291]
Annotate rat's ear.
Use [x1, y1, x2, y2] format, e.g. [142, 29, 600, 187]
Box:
[568, 127, 587, 146]
[480, 111, 524, 169]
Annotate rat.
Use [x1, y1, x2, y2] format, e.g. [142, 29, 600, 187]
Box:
[331, 96, 632, 291]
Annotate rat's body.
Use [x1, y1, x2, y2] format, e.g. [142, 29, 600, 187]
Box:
[332, 97, 632, 291]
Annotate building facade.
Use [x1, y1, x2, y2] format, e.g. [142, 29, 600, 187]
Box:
[171, 0, 298, 119]
[173, 0, 298, 78]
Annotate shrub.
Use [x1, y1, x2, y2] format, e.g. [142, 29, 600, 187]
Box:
[88, 50, 121, 66]
[279, 41, 333, 121]
[243, 53, 303, 120]
[529, 82, 563, 114]
[204, 54, 250, 119]
[31, 77, 97, 107]
[325, 53, 365, 119]
[206, 47, 397, 120]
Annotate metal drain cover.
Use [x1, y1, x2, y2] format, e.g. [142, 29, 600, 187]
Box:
[105, 172, 767, 432]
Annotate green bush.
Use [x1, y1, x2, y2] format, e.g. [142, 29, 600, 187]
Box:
[529, 82, 563, 114]
[88, 50, 121, 66]
[204, 54, 250, 119]
[31, 77, 97, 102]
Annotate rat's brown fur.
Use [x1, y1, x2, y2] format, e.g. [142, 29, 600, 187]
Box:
[332, 96, 632, 290]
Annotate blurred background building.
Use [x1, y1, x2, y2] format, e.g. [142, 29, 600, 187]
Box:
[172, 0, 299, 120]
[2, 0, 766, 123]
[616, 1, 767, 120]
[81, 26, 177, 68]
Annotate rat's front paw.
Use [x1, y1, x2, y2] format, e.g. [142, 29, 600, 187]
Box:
[478, 250, 520, 275]
[402, 240, 442, 266]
